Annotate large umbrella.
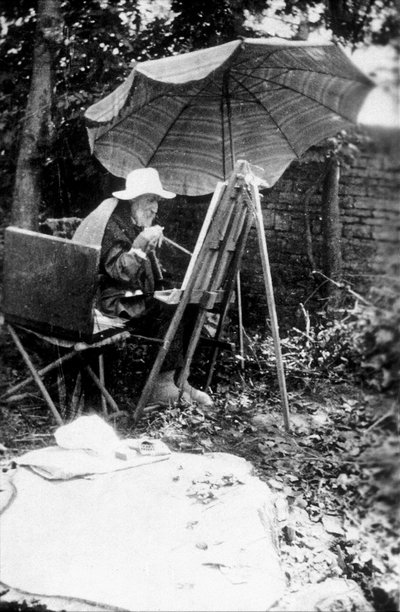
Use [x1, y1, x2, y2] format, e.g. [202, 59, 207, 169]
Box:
[85, 37, 374, 195]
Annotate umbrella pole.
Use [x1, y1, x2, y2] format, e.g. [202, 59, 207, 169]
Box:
[225, 83, 246, 370]
[249, 182, 291, 432]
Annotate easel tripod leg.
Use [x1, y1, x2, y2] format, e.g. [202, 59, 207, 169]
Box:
[236, 271, 245, 370]
[133, 293, 191, 422]
[176, 307, 208, 390]
[251, 190, 291, 432]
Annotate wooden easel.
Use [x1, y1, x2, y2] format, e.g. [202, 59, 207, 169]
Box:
[134, 160, 291, 431]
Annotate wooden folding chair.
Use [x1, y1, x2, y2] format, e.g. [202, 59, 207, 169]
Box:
[1, 227, 136, 424]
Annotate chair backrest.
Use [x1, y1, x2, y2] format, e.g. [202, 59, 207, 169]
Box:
[3, 226, 100, 341]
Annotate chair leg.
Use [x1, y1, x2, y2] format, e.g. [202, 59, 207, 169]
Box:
[1, 349, 78, 399]
[79, 360, 120, 415]
[7, 325, 63, 425]
[57, 370, 67, 418]
[98, 354, 108, 416]
[70, 371, 83, 419]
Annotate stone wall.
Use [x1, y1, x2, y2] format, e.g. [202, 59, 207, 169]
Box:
[161, 128, 400, 330]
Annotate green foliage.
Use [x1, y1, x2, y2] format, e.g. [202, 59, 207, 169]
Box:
[295, 301, 399, 391]
[246, 275, 400, 393]
[0, 0, 398, 224]
[0, 0, 180, 220]
[274, 0, 400, 45]
[168, 0, 266, 50]
[168, 0, 400, 48]
[0, 1, 129, 218]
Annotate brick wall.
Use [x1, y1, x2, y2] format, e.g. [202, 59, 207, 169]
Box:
[160, 128, 400, 330]
[35, 129, 399, 332]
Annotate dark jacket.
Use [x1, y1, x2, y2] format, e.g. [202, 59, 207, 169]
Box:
[99, 202, 163, 318]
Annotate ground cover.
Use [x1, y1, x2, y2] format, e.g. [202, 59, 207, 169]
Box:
[0, 320, 398, 612]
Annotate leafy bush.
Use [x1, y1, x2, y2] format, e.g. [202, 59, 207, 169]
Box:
[294, 300, 399, 391]
[241, 279, 400, 394]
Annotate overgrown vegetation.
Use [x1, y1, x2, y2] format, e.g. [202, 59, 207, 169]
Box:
[1, 281, 399, 610]
[0, 0, 399, 226]
[0, 2, 399, 609]
[225, 264, 397, 398]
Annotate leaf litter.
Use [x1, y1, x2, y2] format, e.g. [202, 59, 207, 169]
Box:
[1, 346, 398, 611]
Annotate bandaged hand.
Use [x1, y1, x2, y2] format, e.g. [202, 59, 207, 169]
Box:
[133, 225, 164, 253]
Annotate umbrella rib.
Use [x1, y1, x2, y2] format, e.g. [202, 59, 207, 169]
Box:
[262, 77, 358, 121]
[229, 73, 300, 157]
[228, 47, 371, 105]
[145, 80, 220, 167]
[145, 100, 192, 167]
[94, 87, 216, 141]
[235, 66, 370, 90]
[231, 70, 361, 123]
[91, 91, 178, 133]
[233, 65, 369, 85]
[232, 45, 371, 85]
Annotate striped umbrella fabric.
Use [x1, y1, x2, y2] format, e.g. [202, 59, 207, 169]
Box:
[85, 38, 374, 196]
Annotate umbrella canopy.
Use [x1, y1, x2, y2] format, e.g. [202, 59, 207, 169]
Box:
[85, 38, 374, 196]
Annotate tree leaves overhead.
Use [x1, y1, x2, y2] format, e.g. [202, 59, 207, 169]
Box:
[325, 0, 400, 46]
[273, 0, 399, 45]
[0, 0, 398, 220]
[167, 0, 400, 48]
[60, 0, 138, 97]
[168, 0, 267, 50]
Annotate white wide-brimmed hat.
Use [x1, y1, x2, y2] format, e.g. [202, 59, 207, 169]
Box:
[112, 168, 176, 200]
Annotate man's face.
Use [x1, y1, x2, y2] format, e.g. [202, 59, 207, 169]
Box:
[130, 194, 159, 228]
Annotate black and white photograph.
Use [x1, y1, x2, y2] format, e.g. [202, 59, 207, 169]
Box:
[0, 1, 398, 611]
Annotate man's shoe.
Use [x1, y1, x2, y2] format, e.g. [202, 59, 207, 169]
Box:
[149, 370, 180, 406]
[182, 381, 213, 408]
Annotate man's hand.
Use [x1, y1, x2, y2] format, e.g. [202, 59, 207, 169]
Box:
[135, 225, 164, 253]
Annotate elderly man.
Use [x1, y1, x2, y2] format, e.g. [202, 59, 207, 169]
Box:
[100, 167, 212, 408]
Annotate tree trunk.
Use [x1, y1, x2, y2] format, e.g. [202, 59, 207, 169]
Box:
[321, 155, 342, 307]
[11, 0, 62, 230]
